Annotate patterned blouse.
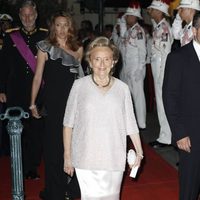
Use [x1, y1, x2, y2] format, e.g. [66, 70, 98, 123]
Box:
[63, 75, 139, 171]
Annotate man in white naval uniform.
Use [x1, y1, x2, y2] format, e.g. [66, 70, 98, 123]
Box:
[148, 0, 174, 148]
[112, 12, 124, 48]
[119, 1, 147, 129]
[111, 12, 125, 78]
[172, 0, 200, 46]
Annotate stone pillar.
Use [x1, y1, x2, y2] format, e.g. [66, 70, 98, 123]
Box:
[0, 107, 29, 200]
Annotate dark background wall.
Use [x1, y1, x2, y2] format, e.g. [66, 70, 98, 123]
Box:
[82, 0, 152, 12]
[0, 0, 152, 27]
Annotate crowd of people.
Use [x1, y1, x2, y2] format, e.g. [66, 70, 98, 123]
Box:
[0, 0, 200, 199]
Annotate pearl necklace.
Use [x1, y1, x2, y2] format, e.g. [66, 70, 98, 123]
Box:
[92, 75, 111, 88]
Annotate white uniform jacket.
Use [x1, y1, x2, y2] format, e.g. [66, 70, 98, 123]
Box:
[112, 16, 127, 51]
[121, 22, 146, 80]
[172, 13, 193, 46]
[151, 18, 173, 144]
[120, 22, 147, 129]
[151, 18, 173, 84]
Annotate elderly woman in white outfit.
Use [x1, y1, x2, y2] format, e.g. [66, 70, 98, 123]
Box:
[63, 37, 143, 200]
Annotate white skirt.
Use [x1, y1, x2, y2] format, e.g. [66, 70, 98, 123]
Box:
[75, 168, 123, 200]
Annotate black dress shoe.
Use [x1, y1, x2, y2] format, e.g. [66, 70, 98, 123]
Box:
[39, 190, 48, 199]
[149, 141, 172, 149]
[25, 170, 40, 180]
[39, 190, 45, 199]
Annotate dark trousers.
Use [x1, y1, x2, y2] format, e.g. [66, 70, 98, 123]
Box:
[144, 64, 155, 112]
[179, 150, 200, 200]
[22, 117, 44, 174]
[43, 116, 80, 200]
[0, 104, 10, 156]
[44, 157, 80, 200]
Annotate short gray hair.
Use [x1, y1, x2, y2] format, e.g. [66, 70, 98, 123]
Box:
[85, 36, 119, 64]
[20, 0, 37, 10]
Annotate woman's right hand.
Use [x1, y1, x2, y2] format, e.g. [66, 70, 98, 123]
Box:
[30, 106, 41, 119]
[64, 158, 74, 177]
[0, 93, 7, 103]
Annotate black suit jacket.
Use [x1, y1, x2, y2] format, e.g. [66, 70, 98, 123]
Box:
[163, 41, 200, 151]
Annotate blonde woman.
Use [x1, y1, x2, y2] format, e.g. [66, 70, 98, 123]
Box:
[30, 11, 83, 200]
[63, 37, 143, 200]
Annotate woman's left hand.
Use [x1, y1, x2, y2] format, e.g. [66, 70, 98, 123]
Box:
[129, 154, 143, 169]
[31, 106, 42, 119]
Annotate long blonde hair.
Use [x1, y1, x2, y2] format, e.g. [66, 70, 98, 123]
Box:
[47, 11, 79, 51]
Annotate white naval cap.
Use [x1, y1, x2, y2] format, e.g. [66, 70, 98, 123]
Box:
[124, 0, 143, 19]
[0, 14, 13, 22]
[177, 0, 200, 11]
[147, 0, 170, 16]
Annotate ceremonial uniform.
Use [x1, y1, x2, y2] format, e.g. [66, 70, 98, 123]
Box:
[0, 13, 13, 155]
[111, 15, 125, 79]
[118, 2, 147, 129]
[1, 27, 47, 109]
[112, 16, 124, 49]
[172, 13, 193, 46]
[120, 22, 147, 129]
[0, 13, 13, 50]
[0, 27, 47, 176]
[172, 0, 200, 47]
[151, 18, 173, 144]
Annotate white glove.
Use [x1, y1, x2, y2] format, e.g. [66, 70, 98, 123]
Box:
[127, 149, 136, 165]
[120, 14, 126, 24]
[151, 19, 157, 29]
[175, 12, 182, 21]
[119, 15, 127, 38]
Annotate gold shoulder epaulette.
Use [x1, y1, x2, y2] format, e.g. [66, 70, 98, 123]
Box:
[39, 28, 48, 32]
[6, 27, 20, 33]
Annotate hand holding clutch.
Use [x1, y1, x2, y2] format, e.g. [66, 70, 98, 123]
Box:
[127, 149, 136, 165]
[127, 149, 139, 178]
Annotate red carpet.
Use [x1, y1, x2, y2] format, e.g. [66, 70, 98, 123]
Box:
[121, 144, 179, 200]
[0, 144, 179, 200]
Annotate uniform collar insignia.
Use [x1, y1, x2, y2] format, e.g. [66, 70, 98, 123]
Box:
[21, 27, 37, 35]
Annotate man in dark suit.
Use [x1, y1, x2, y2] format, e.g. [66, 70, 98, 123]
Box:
[0, 1, 47, 179]
[163, 12, 200, 200]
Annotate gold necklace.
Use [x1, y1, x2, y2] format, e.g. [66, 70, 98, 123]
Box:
[92, 75, 111, 87]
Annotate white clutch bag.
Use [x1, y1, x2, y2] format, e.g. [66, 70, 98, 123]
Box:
[127, 149, 139, 178]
